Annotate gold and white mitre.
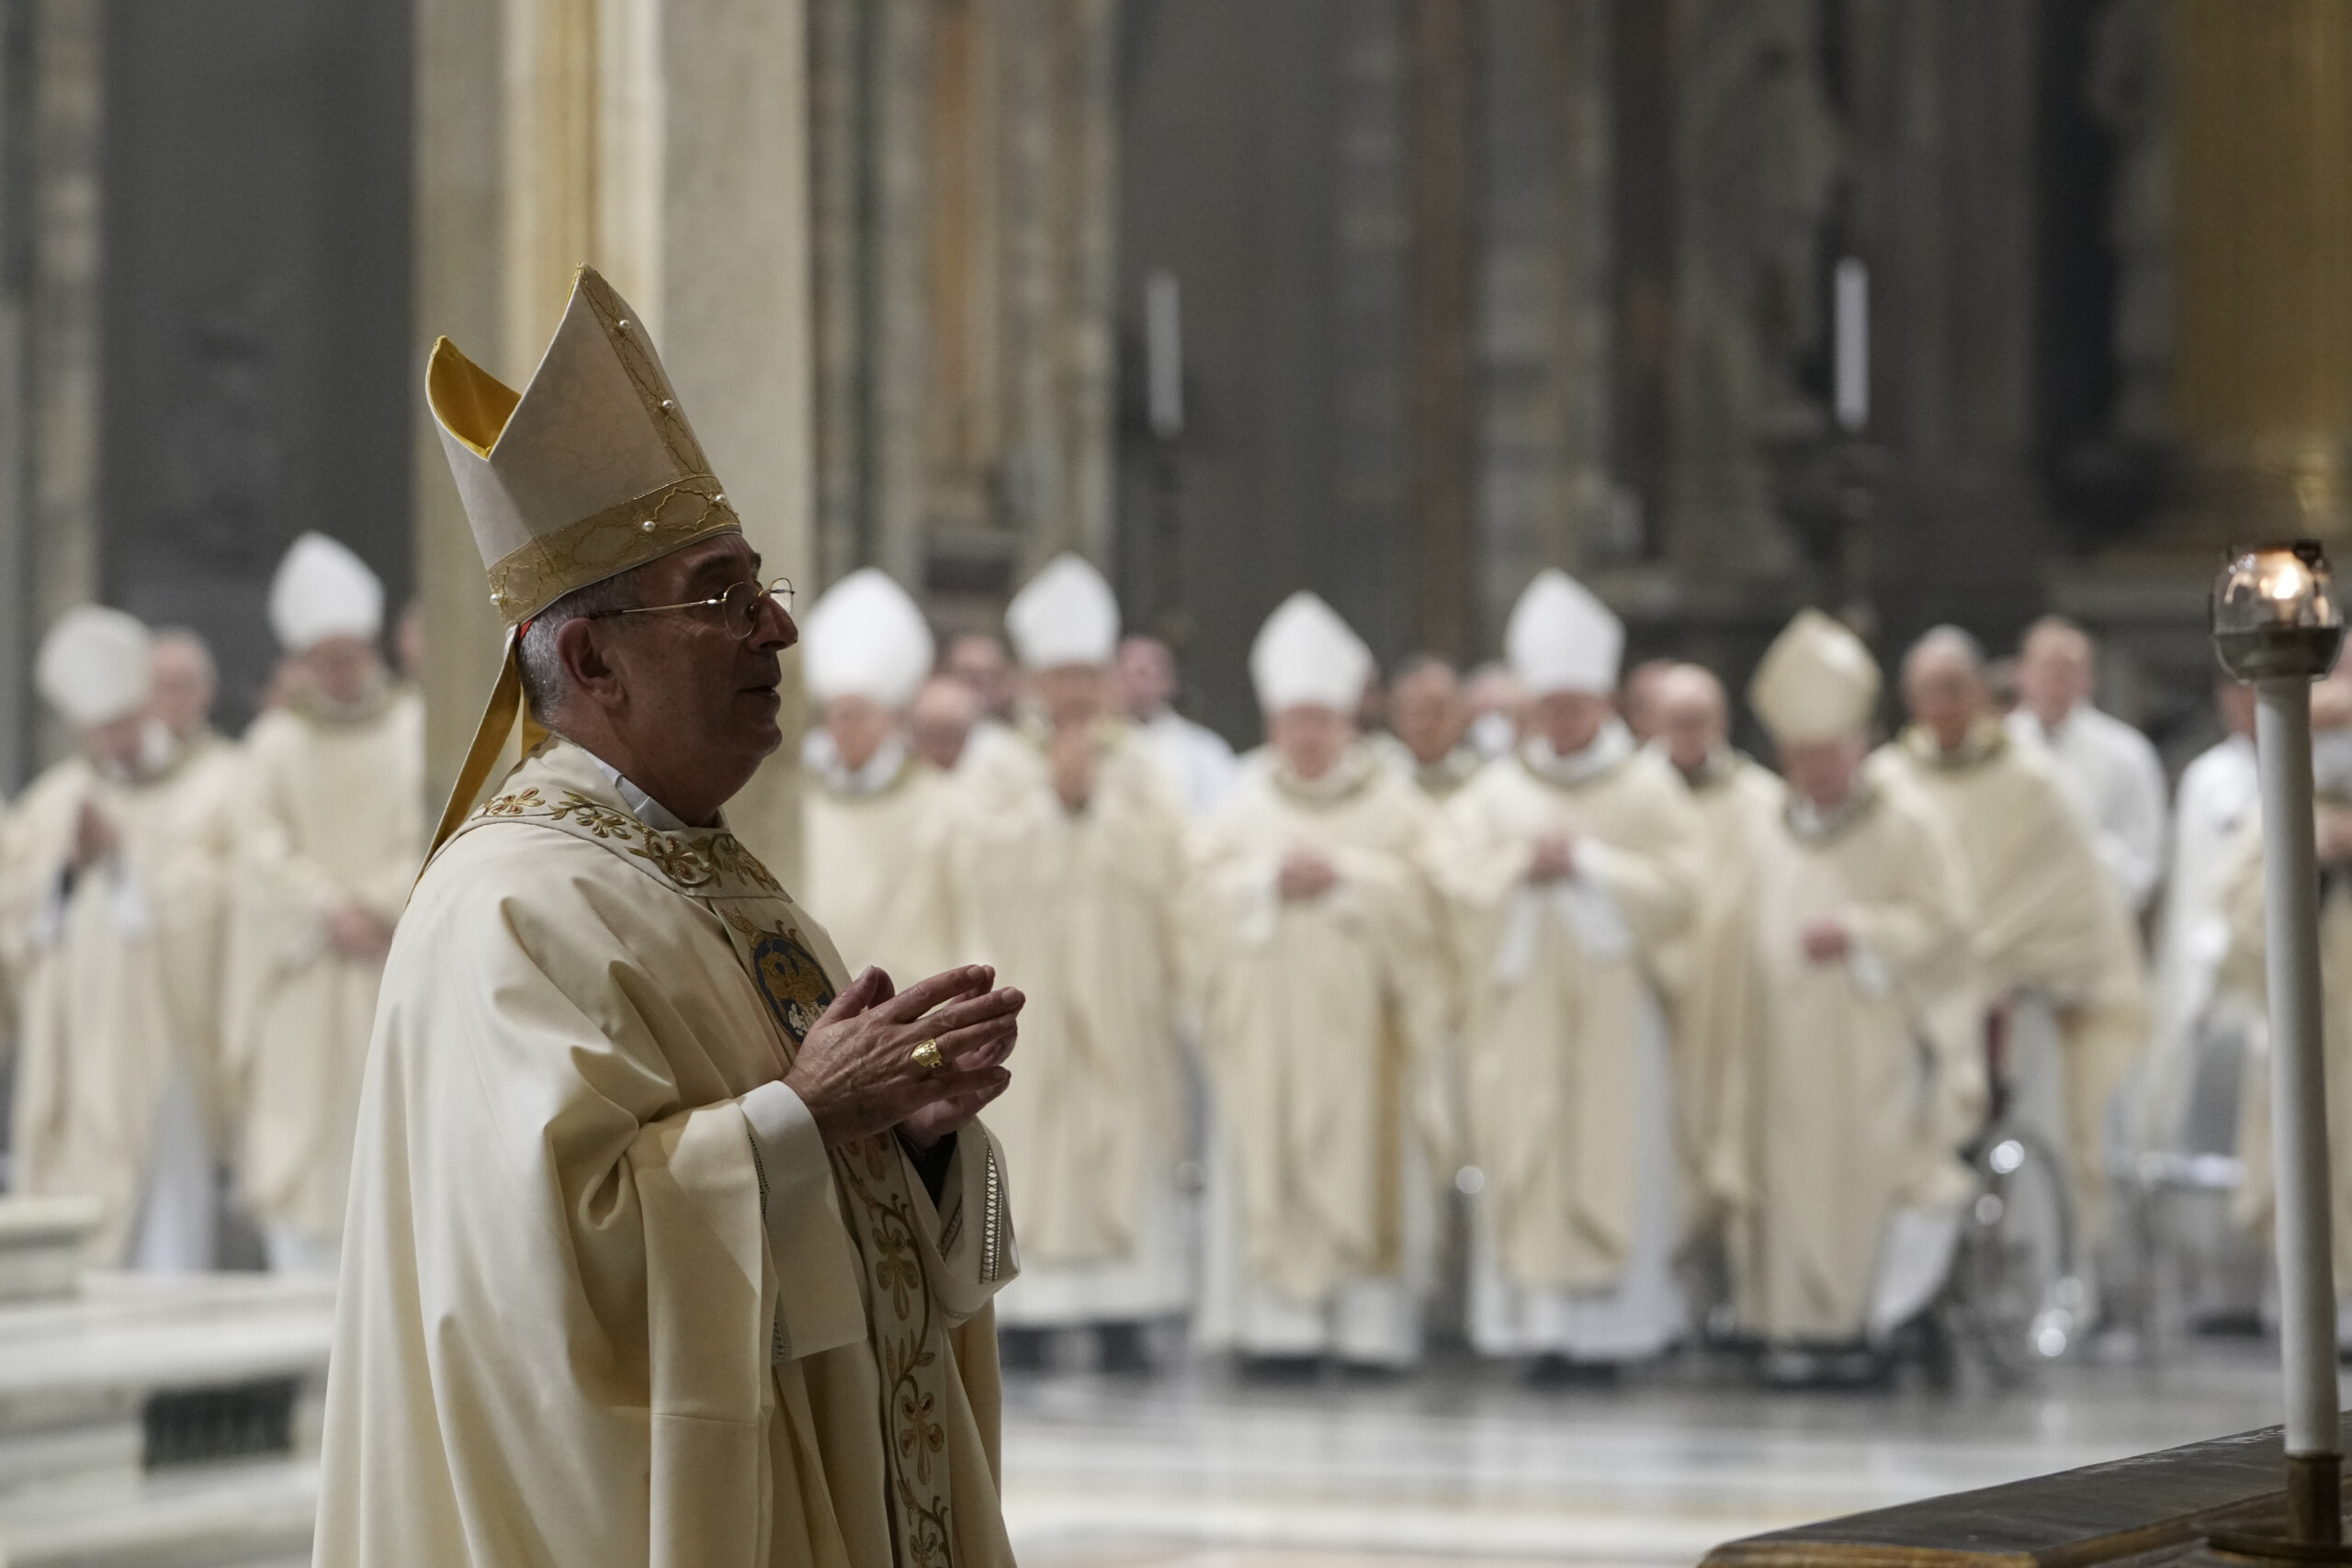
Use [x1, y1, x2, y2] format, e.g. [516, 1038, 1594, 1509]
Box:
[1250, 591, 1372, 714]
[1005, 554, 1120, 671]
[802, 568, 934, 710]
[36, 605, 153, 728]
[1506, 569, 1622, 696]
[1748, 607, 1881, 745]
[423, 265, 745, 852]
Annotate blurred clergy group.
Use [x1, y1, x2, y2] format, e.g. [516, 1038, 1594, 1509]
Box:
[0, 510, 2324, 1378]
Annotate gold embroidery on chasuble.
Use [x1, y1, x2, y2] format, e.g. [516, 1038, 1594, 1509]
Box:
[454, 786, 967, 1568]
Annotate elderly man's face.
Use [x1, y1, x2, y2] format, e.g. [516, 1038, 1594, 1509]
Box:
[908, 678, 977, 771]
[304, 635, 385, 709]
[946, 635, 1013, 719]
[1269, 704, 1351, 781]
[824, 694, 894, 773]
[1390, 667, 1465, 765]
[1116, 637, 1176, 722]
[1655, 673, 1727, 776]
[1532, 690, 1611, 757]
[2017, 627, 2093, 728]
[150, 638, 216, 740]
[1032, 664, 1107, 730]
[1779, 734, 1866, 810]
[1903, 649, 1984, 752]
[595, 535, 795, 791]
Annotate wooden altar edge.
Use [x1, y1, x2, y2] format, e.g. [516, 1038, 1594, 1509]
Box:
[1701, 1414, 2352, 1568]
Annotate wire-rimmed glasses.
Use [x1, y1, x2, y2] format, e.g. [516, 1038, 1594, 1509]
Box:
[588, 577, 796, 640]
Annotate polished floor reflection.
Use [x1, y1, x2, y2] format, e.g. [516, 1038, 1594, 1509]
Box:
[1001, 1338, 2291, 1568]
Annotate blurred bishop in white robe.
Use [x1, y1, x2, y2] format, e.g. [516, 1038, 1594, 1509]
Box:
[1876, 627, 2148, 1252]
[1433, 571, 1702, 1371]
[799, 568, 959, 987]
[1719, 612, 1981, 1365]
[1379, 655, 1483, 802]
[2007, 615, 2168, 919]
[1646, 663, 1781, 1260]
[223, 533, 423, 1275]
[1188, 593, 1455, 1367]
[319, 266, 1024, 1567]
[0, 609, 239, 1268]
[952, 555, 1192, 1369]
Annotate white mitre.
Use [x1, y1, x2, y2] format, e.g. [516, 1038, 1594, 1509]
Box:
[1749, 607, 1882, 744]
[270, 532, 386, 653]
[37, 605, 153, 728]
[423, 265, 746, 853]
[1250, 591, 1372, 714]
[1506, 569, 1622, 696]
[1006, 554, 1119, 671]
[803, 568, 934, 709]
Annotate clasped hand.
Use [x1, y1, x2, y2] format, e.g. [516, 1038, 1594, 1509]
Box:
[786, 964, 1023, 1151]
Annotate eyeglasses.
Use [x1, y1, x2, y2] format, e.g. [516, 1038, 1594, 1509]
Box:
[587, 577, 796, 641]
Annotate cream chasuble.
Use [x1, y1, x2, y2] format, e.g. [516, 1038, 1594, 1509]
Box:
[949, 717, 1192, 1324]
[316, 739, 1017, 1568]
[1185, 746, 1456, 1362]
[1432, 727, 1702, 1358]
[1655, 749, 1781, 1243]
[1718, 784, 1981, 1342]
[0, 734, 243, 1264]
[2220, 804, 2352, 1309]
[801, 742, 960, 988]
[1871, 721, 2147, 1235]
[224, 686, 424, 1246]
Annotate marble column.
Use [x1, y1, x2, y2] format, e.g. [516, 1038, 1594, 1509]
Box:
[413, 0, 815, 875]
[2170, 0, 2352, 545]
[21, 0, 102, 773]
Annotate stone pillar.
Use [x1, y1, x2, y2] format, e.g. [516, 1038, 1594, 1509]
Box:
[24, 0, 101, 770]
[1405, 0, 1476, 660]
[2171, 0, 2352, 544]
[413, 0, 814, 876]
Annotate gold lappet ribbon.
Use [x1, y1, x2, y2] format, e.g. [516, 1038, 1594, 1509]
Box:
[424, 628, 551, 864]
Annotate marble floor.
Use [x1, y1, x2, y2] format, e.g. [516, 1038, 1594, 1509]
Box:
[999, 1338, 2294, 1568]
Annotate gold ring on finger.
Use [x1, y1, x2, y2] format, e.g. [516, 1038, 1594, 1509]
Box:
[911, 1038, 945, 1076]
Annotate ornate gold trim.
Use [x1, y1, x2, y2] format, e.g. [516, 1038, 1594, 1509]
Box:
[486, 474, 741, 626]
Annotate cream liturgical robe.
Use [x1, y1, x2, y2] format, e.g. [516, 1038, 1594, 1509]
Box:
[1871, 720, 2148, 1234]
[0, 733, 243, 1264]
[224, 686, 424, 1246]
[1720, 783, 1981, 1343]
[801, 735, 959, 987]
[1657, 749, 1782, 1240]
[1186, 746, 1455, 1362]
[1433, 726, 1702, 1359]
[2219, 804, 2352, 1314]
[950, 718, 1191, 1324]
[317, 740, 1017, 1568]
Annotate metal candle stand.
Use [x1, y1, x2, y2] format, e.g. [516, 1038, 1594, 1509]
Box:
[2208, 540, 2351, 1561]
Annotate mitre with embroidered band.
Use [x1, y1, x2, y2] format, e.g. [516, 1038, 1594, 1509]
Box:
[423, 265, 746, 855]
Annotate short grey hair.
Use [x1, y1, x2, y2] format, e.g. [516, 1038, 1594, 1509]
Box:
[1906, 623, 1986, 675]
[517, 567, 647, 724]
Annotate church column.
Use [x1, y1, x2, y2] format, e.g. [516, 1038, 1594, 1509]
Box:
[18, 0, 102, 773]
[2170, 0, 2352, 544]
[413, 0, 814, 875]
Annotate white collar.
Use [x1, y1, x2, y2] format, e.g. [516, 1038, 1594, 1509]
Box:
[1521, 718, 1634, 786]
[582, 752, 700, 832]
[803, 729, 910, 796]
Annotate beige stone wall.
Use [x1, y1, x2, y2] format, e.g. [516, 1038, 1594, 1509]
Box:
[413, 0, 814, 877]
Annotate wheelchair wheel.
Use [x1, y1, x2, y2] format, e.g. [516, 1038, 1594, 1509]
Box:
[1944, 1122, 2080, 1387]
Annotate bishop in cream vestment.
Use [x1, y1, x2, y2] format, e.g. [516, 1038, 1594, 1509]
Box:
[320, 264, 1021, 1568]
[949, 555, 1193, 1336]
[1187, 595, 1455, 1365]
[1719, 613, 1981, 1346]
[2, 608, 241, 1267]
[1435, 571, 1702, 1362]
